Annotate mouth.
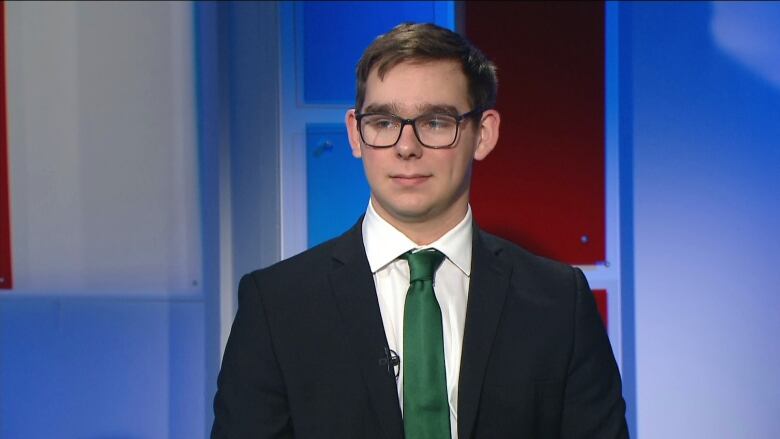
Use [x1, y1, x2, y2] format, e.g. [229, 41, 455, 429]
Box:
[390, 174, 432, 186]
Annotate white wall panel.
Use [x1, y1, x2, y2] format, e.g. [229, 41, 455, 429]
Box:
[6, 1, 200, 296]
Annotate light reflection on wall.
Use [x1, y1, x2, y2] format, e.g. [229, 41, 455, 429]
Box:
[628, 2, 780, 438]
[711, 2, 780, 90]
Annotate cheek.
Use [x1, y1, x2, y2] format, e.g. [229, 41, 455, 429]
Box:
[444, 151, 474, 179]
[360, 152, 384, 181]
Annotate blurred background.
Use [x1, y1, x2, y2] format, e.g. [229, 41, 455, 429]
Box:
[1, 1, 778, 437]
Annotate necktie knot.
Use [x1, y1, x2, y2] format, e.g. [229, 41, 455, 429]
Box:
[401, 249, 445, 283]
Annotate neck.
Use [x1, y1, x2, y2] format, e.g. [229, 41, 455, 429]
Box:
[371, 199, 469, 246]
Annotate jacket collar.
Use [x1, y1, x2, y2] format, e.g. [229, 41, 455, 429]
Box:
[457, 226, 512, 439]
[329, 219, 404, 439]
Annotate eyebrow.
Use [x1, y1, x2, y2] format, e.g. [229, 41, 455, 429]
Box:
[361, 103, 461, 116]
[362, 103, 400, 114]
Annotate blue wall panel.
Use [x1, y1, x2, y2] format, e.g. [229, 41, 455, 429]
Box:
[0, 299, 205, 438]
[0, 300, 168, 438]
[626, 2, 780, 437]
[306, 124, 369, 247]
[302, 1, 451, 105]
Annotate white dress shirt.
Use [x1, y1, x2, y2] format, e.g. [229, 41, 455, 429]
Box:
[362, 200, 472, 439]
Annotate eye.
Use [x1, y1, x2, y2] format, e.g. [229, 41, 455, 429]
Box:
[419, 114, 456, 130]
[363, 115, 399, 130]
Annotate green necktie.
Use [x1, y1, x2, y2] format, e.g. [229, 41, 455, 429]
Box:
[401, 249, 450, 439]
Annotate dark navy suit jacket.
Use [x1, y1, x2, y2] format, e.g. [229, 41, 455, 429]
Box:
[212, 220, 628, 438]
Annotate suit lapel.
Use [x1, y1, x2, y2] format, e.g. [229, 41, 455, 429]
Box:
[328, 221, 404, 439]
[458, 228, 512, 439]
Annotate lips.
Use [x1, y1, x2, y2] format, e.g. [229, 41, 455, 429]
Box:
[390, 174, 432, 186]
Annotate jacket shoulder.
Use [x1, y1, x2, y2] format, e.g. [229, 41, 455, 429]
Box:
[242, 221, 364, 295]
[244, 235, 338, 288]
[478, 229, 579, 281]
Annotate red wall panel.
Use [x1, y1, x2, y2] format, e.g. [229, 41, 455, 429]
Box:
[466, 1, 605, 265]
[1, 1, 12, 289]
[593, 289, 607, 327]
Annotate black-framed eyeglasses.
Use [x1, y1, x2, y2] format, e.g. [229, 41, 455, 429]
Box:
[355, 109, 482, 149]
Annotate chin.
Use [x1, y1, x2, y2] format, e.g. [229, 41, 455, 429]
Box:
[379, 200, 434, 223]
[394, 204, 441, 223]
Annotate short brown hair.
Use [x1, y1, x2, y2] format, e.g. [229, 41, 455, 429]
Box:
[355, 23, 497, 113]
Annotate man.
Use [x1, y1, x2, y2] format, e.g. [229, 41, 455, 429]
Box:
[212, 23, 627, 438]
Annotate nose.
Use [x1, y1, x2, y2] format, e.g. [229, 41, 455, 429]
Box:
[394, 123, 423, 159]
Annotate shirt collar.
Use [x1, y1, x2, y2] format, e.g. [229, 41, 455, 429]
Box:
[362, 199, 473, 276]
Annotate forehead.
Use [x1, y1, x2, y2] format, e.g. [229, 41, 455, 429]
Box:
[362, 60, 470, 114]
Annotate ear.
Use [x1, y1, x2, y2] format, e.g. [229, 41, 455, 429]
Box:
[473, 109, 500, 161]
[345, 109, 363, 158]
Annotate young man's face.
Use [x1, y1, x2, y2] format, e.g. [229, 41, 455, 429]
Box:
[346, 60, 499, 235]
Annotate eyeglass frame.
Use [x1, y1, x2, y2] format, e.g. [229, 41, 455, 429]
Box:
[354, 108, 484, 149]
